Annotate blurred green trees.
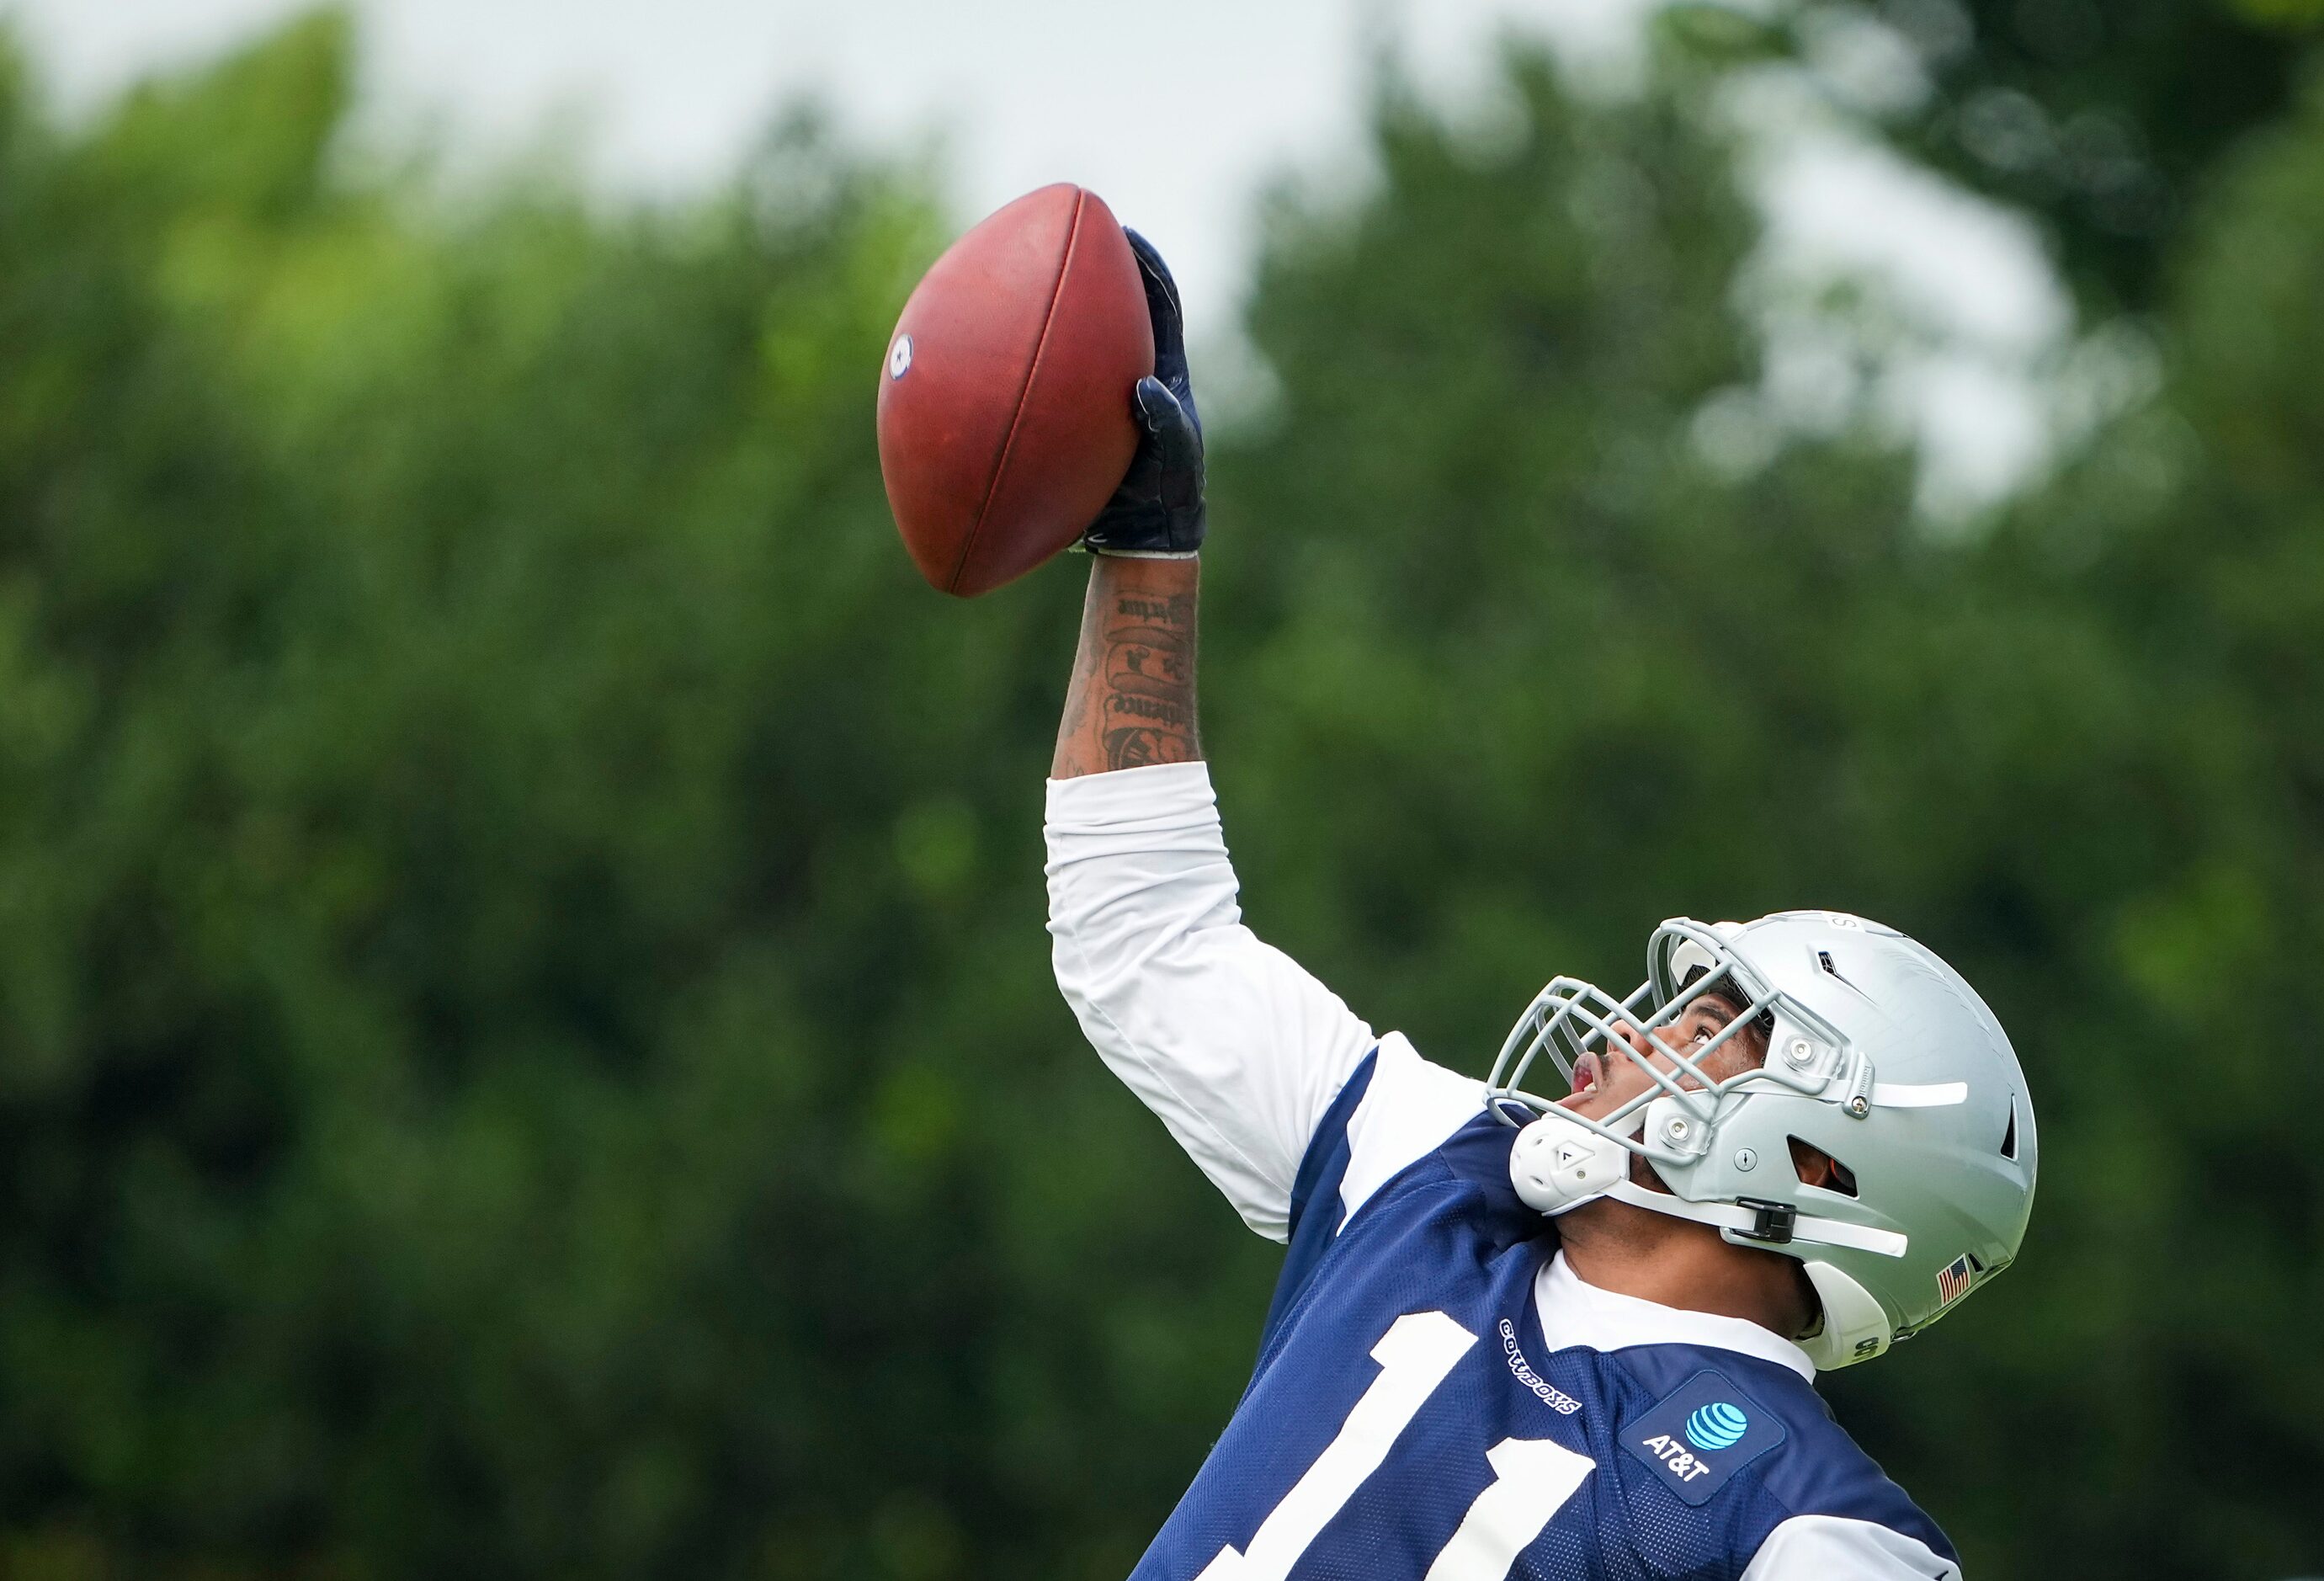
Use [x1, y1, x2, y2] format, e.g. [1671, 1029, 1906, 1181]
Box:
[1804, 0, 2322, 314]
[0, 8, 2320, 1581]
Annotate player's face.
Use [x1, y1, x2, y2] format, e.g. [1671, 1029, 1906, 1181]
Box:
[1556, 989, 1765, 1122]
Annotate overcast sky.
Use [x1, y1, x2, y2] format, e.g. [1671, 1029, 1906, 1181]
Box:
[3, 0, 2072, 510]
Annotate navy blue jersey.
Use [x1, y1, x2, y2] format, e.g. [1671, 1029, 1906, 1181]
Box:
[1129, 1050, 1958, 1581]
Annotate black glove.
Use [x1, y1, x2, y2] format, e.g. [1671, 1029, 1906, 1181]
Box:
[1082, 230, 1206, 558]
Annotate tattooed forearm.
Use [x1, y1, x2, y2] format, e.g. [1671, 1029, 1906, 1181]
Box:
[1052, 557, 1202, 780]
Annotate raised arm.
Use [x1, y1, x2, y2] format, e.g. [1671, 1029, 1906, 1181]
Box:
[1045, 711, 1378, 1243]
[1043, 233, 1378, 1241]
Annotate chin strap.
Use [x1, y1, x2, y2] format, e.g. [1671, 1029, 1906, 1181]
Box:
[1597, 1179, 1909, 1258]
[1509, 1111, 1908, 1259]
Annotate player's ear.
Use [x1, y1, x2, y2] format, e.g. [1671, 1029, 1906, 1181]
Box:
[1788, 1137, 1838, 1190]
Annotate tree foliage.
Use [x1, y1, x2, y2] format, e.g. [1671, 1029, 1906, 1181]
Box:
[0, 11, 2317, 1581]
[1798, 0, 2322, 315]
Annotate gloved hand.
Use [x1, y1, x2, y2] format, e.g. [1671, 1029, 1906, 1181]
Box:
[1082, 230, 1206, 558]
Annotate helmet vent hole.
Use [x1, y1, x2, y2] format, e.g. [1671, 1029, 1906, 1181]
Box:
[1999, 1099, 2019, 1162]
[1789, 1137, 1859, 1197]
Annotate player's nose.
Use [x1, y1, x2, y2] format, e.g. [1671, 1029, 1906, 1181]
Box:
[1609, 1020, 1658, 1060]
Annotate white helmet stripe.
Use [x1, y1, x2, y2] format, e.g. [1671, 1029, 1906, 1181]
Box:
[1870, 1082, 1968, 1108]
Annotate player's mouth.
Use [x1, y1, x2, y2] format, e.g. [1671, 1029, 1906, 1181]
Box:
[1565, 1051, 1603, 1103]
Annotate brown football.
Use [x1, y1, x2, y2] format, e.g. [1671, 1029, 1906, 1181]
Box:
[876, 184, 1154, 597]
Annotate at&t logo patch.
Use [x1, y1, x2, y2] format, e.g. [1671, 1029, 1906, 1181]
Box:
[887, 333, 914, 380]
[1622, 1369, 1784, 1505]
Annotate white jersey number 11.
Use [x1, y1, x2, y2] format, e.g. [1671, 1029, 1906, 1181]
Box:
[1194, 1311, 1592, 1581]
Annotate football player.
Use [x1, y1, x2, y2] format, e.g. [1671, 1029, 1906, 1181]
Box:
[1045, 231, 2037, 1580]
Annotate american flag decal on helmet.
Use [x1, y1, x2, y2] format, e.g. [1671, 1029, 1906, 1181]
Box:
[1935, 1254, 1975, 1307]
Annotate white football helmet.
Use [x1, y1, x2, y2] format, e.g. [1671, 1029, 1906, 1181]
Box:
[1488, 912, 2037, 1370]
